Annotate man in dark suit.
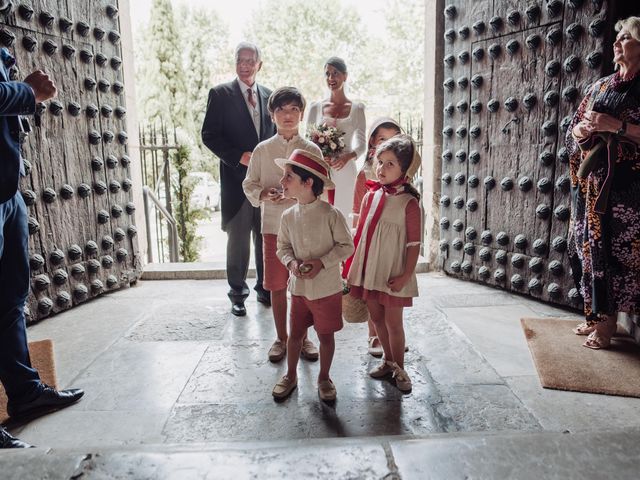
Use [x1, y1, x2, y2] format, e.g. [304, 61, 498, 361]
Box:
[0, 47, 84, 448]
[202, 42, 276, 316]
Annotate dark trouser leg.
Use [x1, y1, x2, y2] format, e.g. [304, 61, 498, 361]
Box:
[251, 203, 266, 295]
[0, 193, 41, 402]
[226, 199, 253, 304]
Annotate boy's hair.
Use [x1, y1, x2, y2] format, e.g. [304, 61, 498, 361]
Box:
[376, 134, 420, 200]
[291, 164, 324, 197]
[268, 87, 306, 114]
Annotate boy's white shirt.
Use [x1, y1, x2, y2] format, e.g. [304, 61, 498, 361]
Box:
[277, 199, 354, 301]
[242, 133, 322, 235]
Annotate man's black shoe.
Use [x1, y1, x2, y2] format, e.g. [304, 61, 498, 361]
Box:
[7, 385, 84, 421]
[0, 426, 32, 448]
[257, 291, 271, 307]
[231, 302, 246, 316]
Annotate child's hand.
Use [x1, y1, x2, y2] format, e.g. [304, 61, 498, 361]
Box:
[261, 187, 284, 203]
[287, 260, 302, 278]
[387, 274, 408, 292]
[299, 259, 323, 279]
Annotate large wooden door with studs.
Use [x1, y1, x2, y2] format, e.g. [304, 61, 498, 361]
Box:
[438, 0, 615, 308]
[0, 1, 140, 323]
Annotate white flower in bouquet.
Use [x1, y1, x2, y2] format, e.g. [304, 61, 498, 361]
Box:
[307, 123, 346, 160]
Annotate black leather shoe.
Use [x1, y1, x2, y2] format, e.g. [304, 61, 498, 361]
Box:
[0, 426, 32, 448]
[231, 302, 246, 317]
[7, 385, 84, 421]
[257, 291, 271, 307]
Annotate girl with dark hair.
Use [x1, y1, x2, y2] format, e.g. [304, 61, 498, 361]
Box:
[345, 135, 421, 393]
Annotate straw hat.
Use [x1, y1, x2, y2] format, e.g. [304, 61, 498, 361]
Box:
[275, 149, 335, 189]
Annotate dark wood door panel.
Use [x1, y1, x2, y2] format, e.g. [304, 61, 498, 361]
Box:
[439, 0, 610, 308]
[1, 1, 139, 322]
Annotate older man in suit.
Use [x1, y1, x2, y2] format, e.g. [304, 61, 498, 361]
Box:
[0, 46, 83, 448]
[202, 42, 276, 316]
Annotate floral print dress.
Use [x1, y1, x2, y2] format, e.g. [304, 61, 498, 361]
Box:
[566, 72, 640, 323]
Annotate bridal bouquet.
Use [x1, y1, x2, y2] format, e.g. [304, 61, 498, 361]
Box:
[307, 123, 345, 159]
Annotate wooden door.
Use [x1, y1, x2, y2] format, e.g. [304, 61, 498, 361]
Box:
[438, 0, 612, 307]
[0, 1, 140, 322]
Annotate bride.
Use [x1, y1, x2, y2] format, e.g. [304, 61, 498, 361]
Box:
[306, 57, 366, 221]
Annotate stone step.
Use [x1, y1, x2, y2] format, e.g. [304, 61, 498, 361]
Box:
[1, 428, 637, 479]
[141, 259, 431, 280]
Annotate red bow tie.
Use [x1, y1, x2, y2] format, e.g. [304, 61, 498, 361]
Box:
[365, 177, 405, 194]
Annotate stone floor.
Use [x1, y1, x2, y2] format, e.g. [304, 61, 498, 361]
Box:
[3, 272, 640, 478]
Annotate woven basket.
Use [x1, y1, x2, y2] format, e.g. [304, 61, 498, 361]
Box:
[342, 291, 370, 324]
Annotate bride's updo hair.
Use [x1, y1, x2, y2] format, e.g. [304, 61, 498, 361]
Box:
[325, 56, 348, 74]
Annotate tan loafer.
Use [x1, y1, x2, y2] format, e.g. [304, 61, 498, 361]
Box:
[318, 379, 336, 402]
[300, 338, 319, 361]
[393, 366, 412, 393]
[268, 339, 287, 363]
[272, 375, 297, 399]
[369, 360, 395, 378]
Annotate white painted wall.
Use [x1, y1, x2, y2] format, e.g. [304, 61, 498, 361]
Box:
[423, 0, 443, 268]
[119, 0, 148, 265]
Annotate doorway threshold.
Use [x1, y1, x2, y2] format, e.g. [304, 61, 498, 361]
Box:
[142, 259, 430, 281]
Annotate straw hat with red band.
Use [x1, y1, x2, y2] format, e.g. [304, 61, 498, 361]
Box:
[275, 149, 335, 189]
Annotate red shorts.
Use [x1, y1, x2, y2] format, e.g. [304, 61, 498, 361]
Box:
[262, 234, 289, 291]
[290, 292, 343, 335]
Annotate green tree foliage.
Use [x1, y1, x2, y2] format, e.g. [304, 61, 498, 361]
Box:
[243, 0, 371, 109]
[175, 5, 232, 169]
[383, 0, 425, 119]
[171, 145, 206, 262]
[135, 0, 188, 127]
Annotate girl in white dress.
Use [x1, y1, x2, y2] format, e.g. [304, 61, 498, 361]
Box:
[306, 57, 366, 221]
[345, 135, 422, 393]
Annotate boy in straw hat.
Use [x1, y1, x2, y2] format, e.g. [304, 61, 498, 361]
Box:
[273, 149, 354, 402]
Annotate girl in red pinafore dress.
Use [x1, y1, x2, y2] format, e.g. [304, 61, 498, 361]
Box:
[346, 134, 422, 393]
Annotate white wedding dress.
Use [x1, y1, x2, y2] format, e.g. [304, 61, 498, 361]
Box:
[306, 101, 366, 220]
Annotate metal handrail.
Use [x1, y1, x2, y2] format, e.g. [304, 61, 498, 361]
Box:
[142, 185, 179, 263]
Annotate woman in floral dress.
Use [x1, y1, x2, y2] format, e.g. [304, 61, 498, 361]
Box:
[566, 16, 640, 349]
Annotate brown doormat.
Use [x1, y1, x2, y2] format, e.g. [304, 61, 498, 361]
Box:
[521, 317, 640, 398]
[0, 340, 58, 424]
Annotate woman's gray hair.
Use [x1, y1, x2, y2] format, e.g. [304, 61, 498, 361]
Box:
[235, 42, 261, 63]
[615, 16, 640, 41]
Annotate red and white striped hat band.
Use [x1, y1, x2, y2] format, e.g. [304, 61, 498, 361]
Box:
[290, 151, 328, 177]
[275, 149, 335, 189]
